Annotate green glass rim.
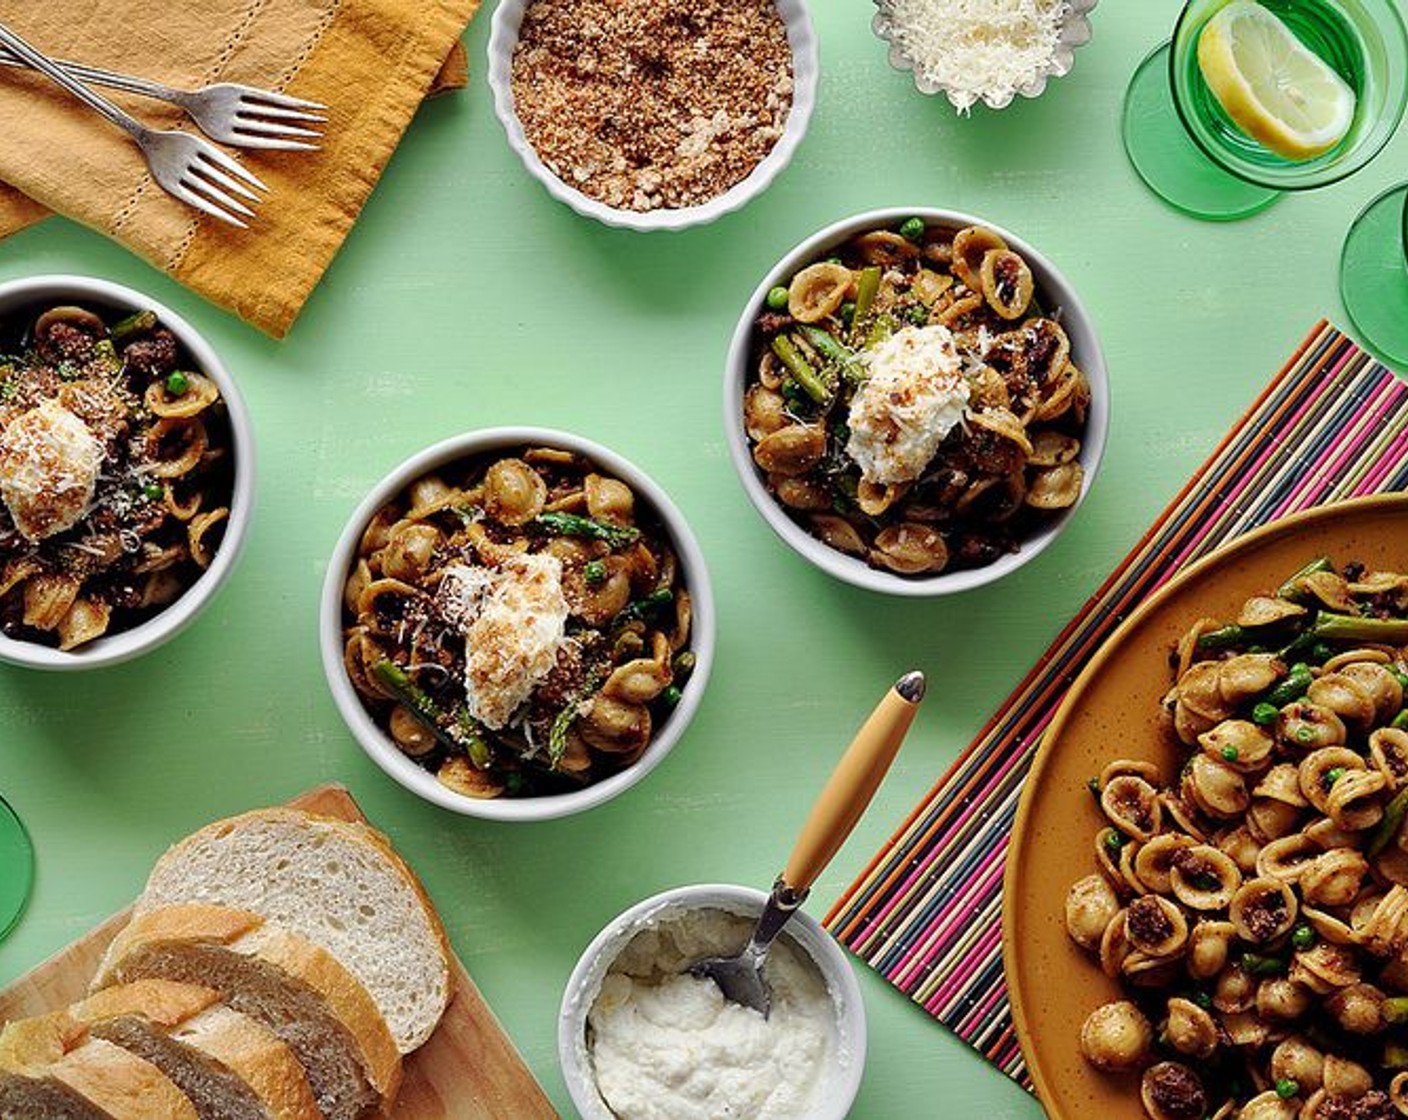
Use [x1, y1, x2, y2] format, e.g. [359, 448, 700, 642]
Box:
[0, 791, 33, 942]
[1169, 0, 1408, 191]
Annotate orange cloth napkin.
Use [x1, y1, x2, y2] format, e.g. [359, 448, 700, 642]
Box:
[0, 3, 480, 337]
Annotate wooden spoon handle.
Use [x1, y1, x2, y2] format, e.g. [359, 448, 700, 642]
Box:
[781, 672, 925, 895]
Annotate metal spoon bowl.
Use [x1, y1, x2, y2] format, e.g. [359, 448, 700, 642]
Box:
[687, 670, 926, 1016]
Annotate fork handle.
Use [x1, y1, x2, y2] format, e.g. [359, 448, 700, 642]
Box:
[781, 670, 925, 894]
[0, 21, 147, 139]
[0, 47, 183, 106]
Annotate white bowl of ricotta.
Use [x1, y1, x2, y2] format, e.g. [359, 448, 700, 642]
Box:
[559, 883, 866, 1120]
[723, 206, 1109, 597]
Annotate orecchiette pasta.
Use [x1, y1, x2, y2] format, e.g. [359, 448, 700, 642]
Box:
[743, 220, 1090, 579]
[1069, 558, 1408, 1120]
[0, 304, 234, 649]
[339, 446, 697, 800]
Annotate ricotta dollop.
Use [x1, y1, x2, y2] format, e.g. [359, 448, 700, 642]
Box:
[845, 324, 970, 486]
[0, 399, 104, 542]
[587, 908, 835, 1120]
[435, 553, 570, 730]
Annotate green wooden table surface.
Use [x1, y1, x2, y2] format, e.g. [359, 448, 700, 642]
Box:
[1, 2, 1404, 1116]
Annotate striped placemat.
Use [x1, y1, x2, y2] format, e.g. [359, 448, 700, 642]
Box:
[824, 321, 1408, 1086]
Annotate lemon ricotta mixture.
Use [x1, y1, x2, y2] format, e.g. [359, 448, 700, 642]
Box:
[845, 324, 972, 486]
[435, 553, 570, 730]
[588, 908, 835, 1120]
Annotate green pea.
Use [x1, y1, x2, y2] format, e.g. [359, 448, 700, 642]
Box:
[765, 286, 790, 312]
[1190, 990, 1212, 1010]
[839, 301, 856, 326]
[1103, 830, 1125, 853]
[1291, 924, 1316, 950]
[165, 370, 190, 396]
[1086, 777, 1101, 799]
[1295, 726, 1315, 744]
[1252, 702, 1280, 726]
[659, 685, 683, 710]
[1326, 767, 1346, 786]
[142, 481, 163, 501]
[1221, 746, 1239, 762]
[899, 216, 926, 243]
[1275, 1078, 1299, 1100]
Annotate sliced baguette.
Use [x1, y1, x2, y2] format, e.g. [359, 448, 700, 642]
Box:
[72, 980, 323, 1120]
[0, 1014, 200, 1120]
[94, 904, 399, 1120]
[0, 1070, 114, 1119]
[133, 809, 451, 1052]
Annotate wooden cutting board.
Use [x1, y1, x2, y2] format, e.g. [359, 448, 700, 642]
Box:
[0, 784, 558, 1119]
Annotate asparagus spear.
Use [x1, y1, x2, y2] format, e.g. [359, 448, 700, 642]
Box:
[110, 309, 157, 346]
[1310, 613, 1408, 644]
[535, 511, 641, 548]
[1369, 787, 1408, 858]
[1277, 556, 1335, 601]
[372, 661, 493, 768]
[851, 266, 881, 334]
[798, 325, 865, 387]
[616, 588, 674, 625]
[771, 334, 832, 405]
[1263, 664, 1314, 709]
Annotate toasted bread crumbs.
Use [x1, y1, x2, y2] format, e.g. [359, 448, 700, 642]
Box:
[511, 0, 794, 212]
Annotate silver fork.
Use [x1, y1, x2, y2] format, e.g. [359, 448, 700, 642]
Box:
[0, 48, 325, 151]
[0, 20, 266, 228]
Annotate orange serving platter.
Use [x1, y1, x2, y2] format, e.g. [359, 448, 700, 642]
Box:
[0, 784, 558, 1120]
[1003, 494, 1408, 1118]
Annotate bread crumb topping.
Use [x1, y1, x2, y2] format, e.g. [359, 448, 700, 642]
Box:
[510, 0, 794, 212]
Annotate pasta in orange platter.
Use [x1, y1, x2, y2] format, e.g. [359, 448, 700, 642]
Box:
[1068, 558, 1408, 1120]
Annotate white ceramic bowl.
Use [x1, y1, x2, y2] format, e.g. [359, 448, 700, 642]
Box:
[872, 0, 1098, 111]
[487, 0, 820, 232]
[723, 206, 1110, 597]
[320, 426, 715, 822]
[559, 883, 867, 1120]
[0, 275, 255, 671]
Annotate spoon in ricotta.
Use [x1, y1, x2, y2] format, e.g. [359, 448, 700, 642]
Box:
[687, 670, 926, 1016]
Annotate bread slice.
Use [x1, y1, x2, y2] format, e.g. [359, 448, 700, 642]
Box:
[133, 810, 451, 1052]
[72, 980, 323, 1120]
[0, 1070, 114, 1119]
[94, 905, 399, 1120]
[0, 1014, 200, 1120]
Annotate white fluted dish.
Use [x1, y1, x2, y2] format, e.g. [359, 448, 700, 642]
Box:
[872, 0, 1098, 111]
[488, 0, 820, 232]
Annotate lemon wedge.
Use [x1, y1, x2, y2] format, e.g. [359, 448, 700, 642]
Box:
[1196, 0, 1357, 160]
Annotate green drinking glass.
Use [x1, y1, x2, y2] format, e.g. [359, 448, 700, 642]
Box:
[0, 792, 33, 941]
[1341, 182, 1408, 369]
[1123, 0, 1408, 221]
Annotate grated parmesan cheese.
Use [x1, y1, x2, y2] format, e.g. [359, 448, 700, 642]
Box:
[0, 400, 105, 542]
[886, 0, 1070, 112]
[436, 553, 570, 731]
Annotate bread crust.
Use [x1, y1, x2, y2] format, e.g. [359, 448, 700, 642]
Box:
[141, 809, 453, 1051]
[0, 1024, 201, 1120]
[72, 981, 324, 1120]
[95, 903, 401, 1105]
